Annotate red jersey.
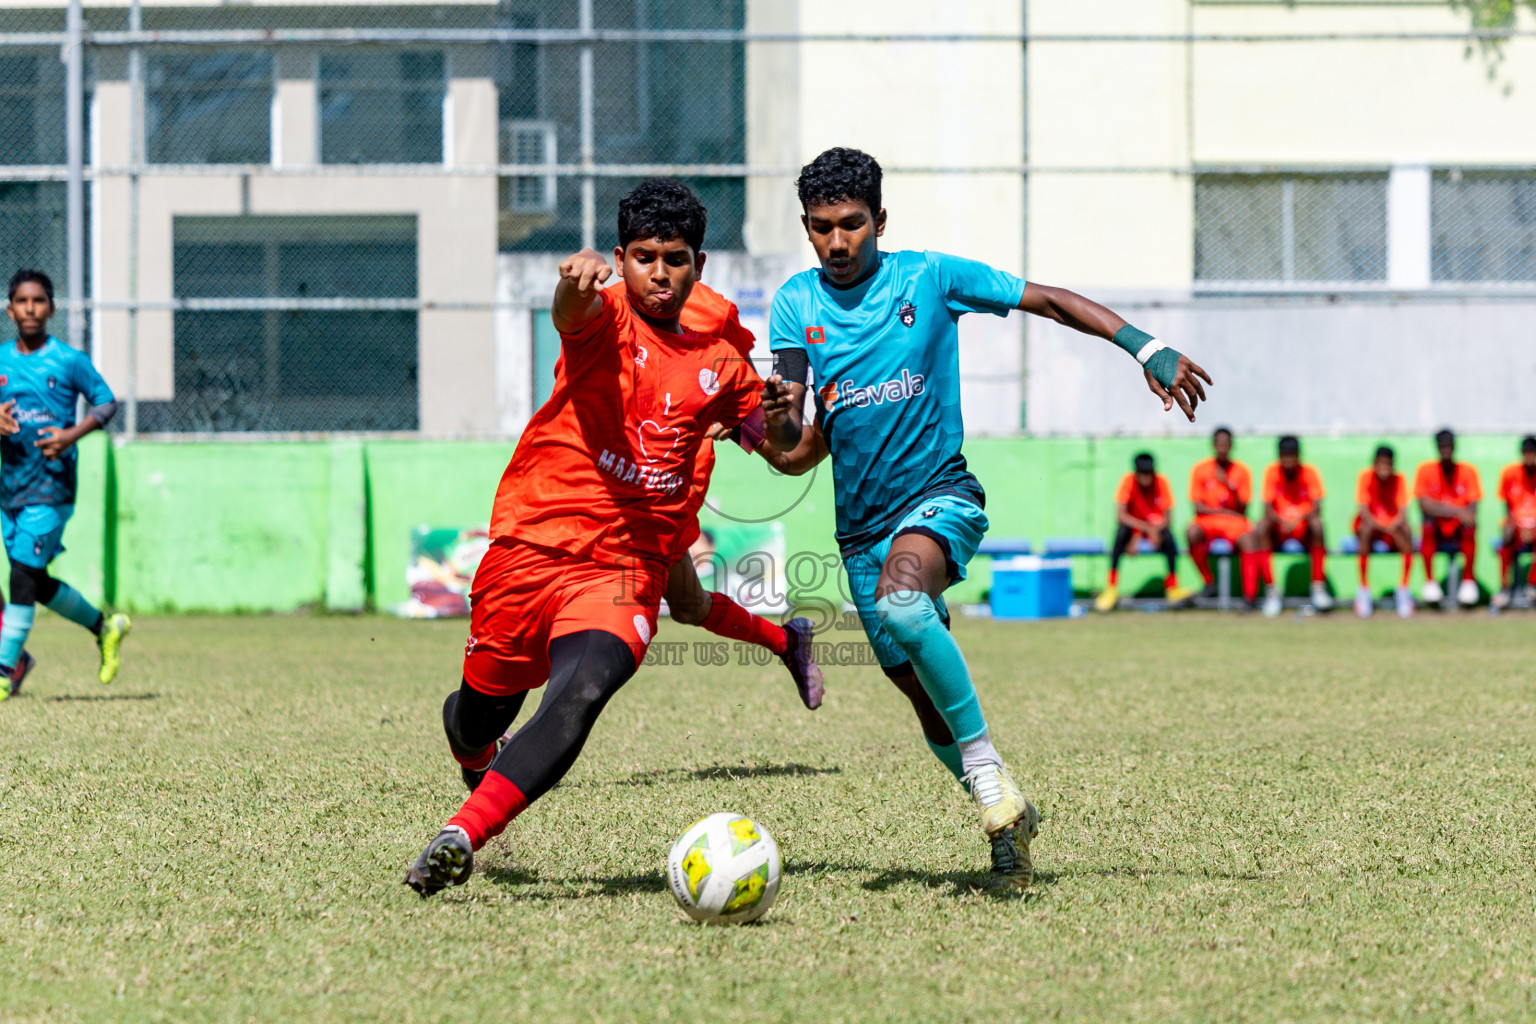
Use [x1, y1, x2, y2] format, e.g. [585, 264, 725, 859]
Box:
[1412, 460, 1482, 508]
[1262, 463, 1325, 521]
[490, 285, 761, 568]
[1189, 457, 1251, 514]
[674, 282, 759, 560]
[1499, 463, 1536, 527]
[1115, 472, 1174, 527]
[1355, 469, 1408, 523]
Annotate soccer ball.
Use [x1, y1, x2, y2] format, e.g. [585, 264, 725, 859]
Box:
[666, 812, 781, 925]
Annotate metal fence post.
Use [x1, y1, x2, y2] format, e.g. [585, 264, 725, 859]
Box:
[64, 0, 85, 350]
[579, 0, 594, 251]
[125, 0, 141, 438]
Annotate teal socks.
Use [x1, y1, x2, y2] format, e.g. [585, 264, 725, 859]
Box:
[876, 591, 989, 745]
[0, 603, 34, 671]
[46, 583, 102, 632]
[925, 738, 966, 782]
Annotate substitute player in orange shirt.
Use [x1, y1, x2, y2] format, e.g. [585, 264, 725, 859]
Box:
[404, 180, 778, 897]
[660, 281, 824, 709]
[1095, 453, 1192, 611]
[1245, 435, 1332, 616]
[1187, 426, 1252, 598]
[1493, 436, 1536, 609]
[1412, 428, 1482, 607]
[1352, 445, 1414, 619]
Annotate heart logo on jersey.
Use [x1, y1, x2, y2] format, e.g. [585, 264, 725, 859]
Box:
[698, 368, 720, 396]
[639, 420, 683, 464]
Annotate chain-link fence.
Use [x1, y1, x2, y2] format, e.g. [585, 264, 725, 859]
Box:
[0, 8, 1531, 436]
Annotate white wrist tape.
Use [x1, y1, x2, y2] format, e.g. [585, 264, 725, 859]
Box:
[1134, 338, 1166, 366]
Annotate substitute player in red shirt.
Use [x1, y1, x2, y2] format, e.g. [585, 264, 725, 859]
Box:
[1245, 435, 1332, 616]
[660, 281, 824, 709]
[1186, 426, 1252, 597]
[1494, 436, 1536, 610]
[1352, 445, 1414, 619]
[404, 181, 770, 897]
[1095, 452, 1192, 611]
[1413, 428, 1482, 607]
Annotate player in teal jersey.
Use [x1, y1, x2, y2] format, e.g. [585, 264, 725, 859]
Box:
[0, 271, 131, 699]
[762, 149, 1212, 886]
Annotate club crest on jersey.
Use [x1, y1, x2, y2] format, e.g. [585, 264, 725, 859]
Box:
[634, 344, 648, 367]
[896, 300, 917, 327]
[805, 326, 826, 345]
[698, 367, 720, 396]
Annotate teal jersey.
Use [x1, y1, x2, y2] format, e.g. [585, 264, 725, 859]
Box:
[0, 336, 115, 509]
[768, 250, 1025, 552]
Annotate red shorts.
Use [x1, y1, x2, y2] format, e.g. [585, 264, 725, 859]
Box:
[1423, 516, 1467, 540]
[1271, 518, 1310, 545]
[1353, 516, 1409, 549]
[1194, 514, 1248, 544]
[462, 539, 665, 697]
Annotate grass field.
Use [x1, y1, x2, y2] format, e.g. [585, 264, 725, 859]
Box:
[4, 610, 1536, 1023]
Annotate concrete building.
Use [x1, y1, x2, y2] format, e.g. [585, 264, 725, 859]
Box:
[1, 0, 1531, 438]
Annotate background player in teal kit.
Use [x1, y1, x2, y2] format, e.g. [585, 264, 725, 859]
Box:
[0, 270, 131, 697]
[762, 149, 1212, 886]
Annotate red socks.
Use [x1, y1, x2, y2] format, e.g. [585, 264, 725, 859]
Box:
[701, 593, 787, 655]
[1461, 529, 1477, 576]
[1358, 551, 1370, 586]
[448, 770, 529, 850]
[1163, 572, 1179, 591]
[1241, 551, 1259, 601]
[1191, 541, 1214, 585]
[1400, 553, 1413, 586]
[451, 742, 496, 772]
[1310, 546, 1326, 584]
[1107, 568, 1120, 586]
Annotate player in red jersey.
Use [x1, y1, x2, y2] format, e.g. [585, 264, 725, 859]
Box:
[1352, 445, 1415, 619]
[1493, 436, 1536, 609]
[1412, 428, 1482, 607]
[1094, 452, 1193, 611]
[1244, 435, 1332, 617]
[1186, 426, 1253, 598]
[660, 281, 824, 709]
[405, 180, 774, 897]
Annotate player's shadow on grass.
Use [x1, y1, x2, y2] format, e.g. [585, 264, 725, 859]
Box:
[480, 865, 670, 899]
[480, 859, 835, 901]
[854, 863, 1057, 900]
[47, 692, 159, 702]
[608, 762, 842, 787]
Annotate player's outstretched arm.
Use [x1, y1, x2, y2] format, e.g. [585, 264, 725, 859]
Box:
[551, 248, 612, 334]
[1018, 282, 1212, 422]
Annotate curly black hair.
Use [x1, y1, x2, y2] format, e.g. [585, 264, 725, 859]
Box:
[616, 178, 707, 252]
[796, 147, 881, 214]
[7, 269, 54, 303]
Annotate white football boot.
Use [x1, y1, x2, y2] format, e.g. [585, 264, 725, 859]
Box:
[1421, 579, 1444, 605]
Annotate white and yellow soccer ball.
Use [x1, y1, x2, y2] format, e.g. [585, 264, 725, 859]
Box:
[666, 812, 781, 925]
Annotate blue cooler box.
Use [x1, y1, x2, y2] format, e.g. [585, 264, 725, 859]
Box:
[990, 556, 1073, 620]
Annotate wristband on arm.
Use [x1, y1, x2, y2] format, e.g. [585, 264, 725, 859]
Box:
[1111, 325, 1182, 390]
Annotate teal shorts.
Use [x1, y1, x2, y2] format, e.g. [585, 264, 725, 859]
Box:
[842, 495, 989, 670]
[2, 504, 73, 569]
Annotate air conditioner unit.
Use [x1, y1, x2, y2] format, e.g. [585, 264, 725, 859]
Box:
[501, 121, 557, 214]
